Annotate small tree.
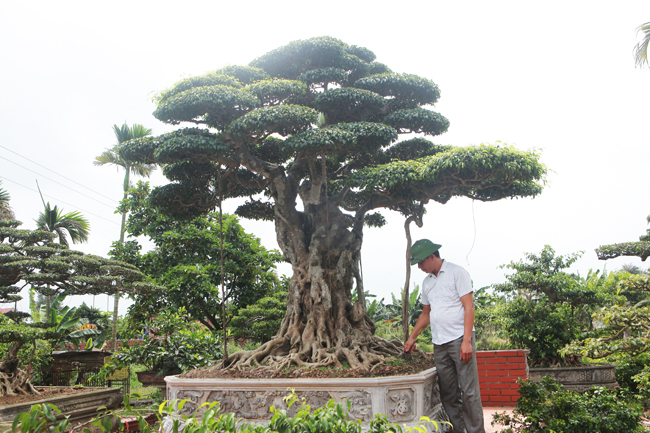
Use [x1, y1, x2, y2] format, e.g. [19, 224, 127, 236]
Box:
[563, 215, 650, 359]
[0, 218, 156, 396]
[494, 246, 606, 366]
[120, 36, 547, 370]
[111, 181, 284, 333]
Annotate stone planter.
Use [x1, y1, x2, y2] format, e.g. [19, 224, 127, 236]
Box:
[165, 367, 450, 432]
[137, 370, 169, 399]
[0, 387, 122, 432]
[529, 363, 619, 391]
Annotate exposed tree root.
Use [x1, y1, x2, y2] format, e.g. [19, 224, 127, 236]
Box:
[222, 335, 403, 371]
[0, 368, 41, 397]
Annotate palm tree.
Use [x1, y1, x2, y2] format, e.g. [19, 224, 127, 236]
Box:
[634, 21, 650, 68]
[35, 202, 90, 246]
[35, 187, 90, 318]
[0, 181, 14, 220]
[94, 123, 156, 349]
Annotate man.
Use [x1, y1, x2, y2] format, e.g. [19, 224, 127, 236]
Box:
[405, 239, 485, 433]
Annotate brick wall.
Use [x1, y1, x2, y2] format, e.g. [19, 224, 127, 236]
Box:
[477, 349, 529, 407]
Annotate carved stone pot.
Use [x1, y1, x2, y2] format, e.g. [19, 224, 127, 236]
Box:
[165, 367, 449, 432]
[529, 363, 619, 391]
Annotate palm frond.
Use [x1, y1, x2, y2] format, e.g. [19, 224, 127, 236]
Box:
[0, 180, 14, 220]
[634, 22, 650, 68]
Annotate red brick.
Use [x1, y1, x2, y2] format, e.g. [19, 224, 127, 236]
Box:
[481, 390, 502, 396]
[480, 382, 489, 390]
[495, 350, 521, 357]
[476, 351, 496, 358]
[486, 357, 508, 364]
[476, 357, 486, 364]
[498, 376, 521, 383]
[510, 383, 521, 390]
[491, 396, 514, 402]
[477, 370, 487, 377]
[506, 356, 526, 363]
[507, 369, 528, 377]
[491, 370, 510, 376]
[481, 396, 491, 403]
[478, 364, 499, 370]
[502, 390, 521, 396]
[489, 383, 511, 390]
[483, 376, 500, 383]
[500, 401, 517, 407]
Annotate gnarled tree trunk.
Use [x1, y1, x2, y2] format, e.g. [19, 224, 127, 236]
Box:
[0, 341, 40, 397]
[224, 199, 402, 370]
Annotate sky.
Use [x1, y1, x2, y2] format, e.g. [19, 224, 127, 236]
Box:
[1, 1, 649, 316]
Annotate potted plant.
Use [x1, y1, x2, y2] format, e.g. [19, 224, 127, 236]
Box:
[112, 309, 222, 386]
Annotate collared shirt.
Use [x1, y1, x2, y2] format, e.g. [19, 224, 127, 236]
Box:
[420, 259, 474, 345]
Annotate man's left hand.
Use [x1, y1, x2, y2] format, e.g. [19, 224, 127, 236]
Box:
[460, 340, 473, 363]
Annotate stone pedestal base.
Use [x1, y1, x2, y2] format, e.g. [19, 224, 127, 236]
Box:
[529, 363, 619, 391]
[165, 367, 449, 432]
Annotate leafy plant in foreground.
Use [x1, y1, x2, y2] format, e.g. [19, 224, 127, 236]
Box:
[491, 377, 643, 433]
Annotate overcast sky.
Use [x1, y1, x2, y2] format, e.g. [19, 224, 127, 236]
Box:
[2, 1, 649, 315]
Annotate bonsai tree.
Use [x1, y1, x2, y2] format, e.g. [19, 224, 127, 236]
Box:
[120, 36, 547, 370]
[493, 246, 606, 366]
[0, 218, 156, 396]
[574, 214, 650, 357]
[113, 308, 221, 377]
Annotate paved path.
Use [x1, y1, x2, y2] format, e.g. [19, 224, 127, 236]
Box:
[482, 407, 513, 433]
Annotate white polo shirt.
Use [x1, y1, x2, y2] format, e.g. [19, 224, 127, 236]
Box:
[420, 259, 474, 345]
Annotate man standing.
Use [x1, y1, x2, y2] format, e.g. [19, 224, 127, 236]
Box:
[405, 239, 485, 433]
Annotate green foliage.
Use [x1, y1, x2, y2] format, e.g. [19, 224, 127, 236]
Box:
[113, 309, 221, 375]
[500, 297, 580, 365]
[12, 403, 70, 433]
[596, 214, 650, 261]
[494, 246, 610, 365]
[473, 287, 512, 351]
[0, 340, 53, 385]
[19, 391, 447, 433]
[114, 182, 283, 333]
[562, 273, 650, 359]
[230, 287, 288, 344]
[596, 242, 650, 261]
[611, 352, 650, 395]
[491, 377, 643, 432]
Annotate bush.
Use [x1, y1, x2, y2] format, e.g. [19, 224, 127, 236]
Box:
[612, 352, 650, 394]
[16, 393, 449, 433]
[492, 376, 643, 433]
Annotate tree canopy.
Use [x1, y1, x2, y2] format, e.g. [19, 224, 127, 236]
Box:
[120, 36, 547, 370]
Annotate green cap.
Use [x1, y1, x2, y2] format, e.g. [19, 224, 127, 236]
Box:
[410, 239, 441, 265]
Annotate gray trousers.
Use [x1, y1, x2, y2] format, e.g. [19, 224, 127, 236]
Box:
[433, 333, 485, 433]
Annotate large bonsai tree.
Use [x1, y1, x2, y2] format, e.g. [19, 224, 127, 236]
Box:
[120, 36, 547, 370]
[0, 218, 156, 396]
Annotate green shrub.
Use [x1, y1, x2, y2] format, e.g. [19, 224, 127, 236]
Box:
[492, 376, 643, 432]
[15, 393, 449, 433]
[612, 352, 650, 394]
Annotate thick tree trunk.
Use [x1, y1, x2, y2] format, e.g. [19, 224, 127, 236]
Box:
[224, 202, 402, 370]
[0, 341, 40, 397]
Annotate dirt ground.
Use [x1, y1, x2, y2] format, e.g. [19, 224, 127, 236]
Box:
[0, 386, 97, 407]
[180, 354, 435, 379]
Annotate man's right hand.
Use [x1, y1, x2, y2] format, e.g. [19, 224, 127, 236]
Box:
[404, 337, 417, 353]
